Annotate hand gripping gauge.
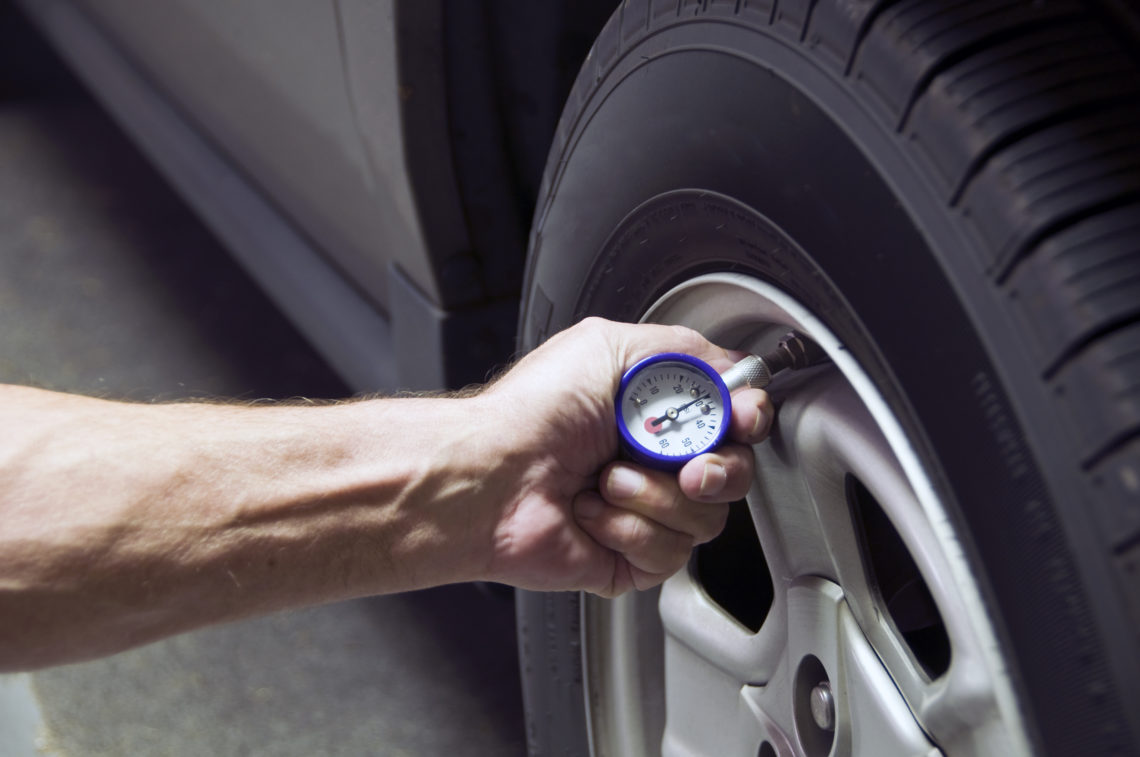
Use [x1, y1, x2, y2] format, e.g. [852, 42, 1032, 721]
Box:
[614, 331, 827, 470]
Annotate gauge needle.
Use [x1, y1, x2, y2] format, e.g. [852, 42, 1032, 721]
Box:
[646, 393, 709, 432]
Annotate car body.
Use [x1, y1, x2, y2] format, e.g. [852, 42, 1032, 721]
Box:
[18, 0, 613, 393]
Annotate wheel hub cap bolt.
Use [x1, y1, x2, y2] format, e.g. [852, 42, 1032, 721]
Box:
[809, 682, 836, 732]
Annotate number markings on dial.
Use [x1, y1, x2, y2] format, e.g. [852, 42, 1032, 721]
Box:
[621, 362, 725, 458]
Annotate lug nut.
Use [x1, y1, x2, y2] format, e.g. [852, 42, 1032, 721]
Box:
[809, 682, 836, 732]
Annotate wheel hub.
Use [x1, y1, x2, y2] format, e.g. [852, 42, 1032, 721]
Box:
[581, 273, 1028, 756]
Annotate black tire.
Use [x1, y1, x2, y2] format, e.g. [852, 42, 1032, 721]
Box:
[515, 1, 1140, 756]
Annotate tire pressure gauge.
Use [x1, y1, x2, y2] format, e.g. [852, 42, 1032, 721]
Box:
[616, 353, 733, 470]
[615, 332, 828, 470]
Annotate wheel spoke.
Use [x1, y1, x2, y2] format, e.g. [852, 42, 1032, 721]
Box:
[659, 553, 785, 684]
[740, 578, 940, 757]
[662, 577, 939, 756]
[582, 274, 1029, 757]
[749, 371, 866, 586]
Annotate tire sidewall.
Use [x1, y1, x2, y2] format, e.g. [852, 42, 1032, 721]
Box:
[518, 16, 1133, 756]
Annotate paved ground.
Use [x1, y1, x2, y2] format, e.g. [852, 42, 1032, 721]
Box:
[0, 4, 525, 754]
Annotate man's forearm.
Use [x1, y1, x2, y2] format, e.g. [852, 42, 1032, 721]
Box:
[0, 319, 764, 671]
[0, 385, 498, 670]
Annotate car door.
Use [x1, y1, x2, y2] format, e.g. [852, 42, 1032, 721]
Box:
[69, 0, 441, 313]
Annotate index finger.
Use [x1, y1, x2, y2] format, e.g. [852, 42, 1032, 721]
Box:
[608, 320, 742, 374]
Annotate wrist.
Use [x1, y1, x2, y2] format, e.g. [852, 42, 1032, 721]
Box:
[345, 394, 513, 590]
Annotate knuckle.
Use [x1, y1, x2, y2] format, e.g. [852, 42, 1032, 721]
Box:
[725, 448, 756, 483]
[578, 315, 608, 333]
[621, 514, 658, 554]
[666, 485, 689, 516]
[666, 323, 695, 341]
[696, 504, 730, 543]
[633, 569, 668, 592]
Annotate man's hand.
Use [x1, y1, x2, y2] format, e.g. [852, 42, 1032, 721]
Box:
[0, 317, 773, 670]
[474, 317, 774, 597]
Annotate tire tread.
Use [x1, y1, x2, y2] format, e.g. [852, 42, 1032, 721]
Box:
[849, 0, 1087, 130]
[835, 2, 1140, 491]
[1010, 202, 1140, 379]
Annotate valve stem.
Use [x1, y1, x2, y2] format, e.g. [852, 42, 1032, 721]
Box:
[720, 331, 828, 392]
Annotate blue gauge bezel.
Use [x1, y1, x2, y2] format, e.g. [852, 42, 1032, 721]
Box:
[615, 352, 733, 471]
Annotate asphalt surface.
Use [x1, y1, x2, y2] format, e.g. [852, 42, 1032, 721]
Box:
[0, 5, 525, 754]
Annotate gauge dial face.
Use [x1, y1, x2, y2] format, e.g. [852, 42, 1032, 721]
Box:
[616, 353, 732, 470]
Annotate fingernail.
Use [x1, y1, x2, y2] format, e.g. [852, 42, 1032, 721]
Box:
[607, 466, 645, 499]
[699, 462, 727, 498]
[751, 405, 771, 438]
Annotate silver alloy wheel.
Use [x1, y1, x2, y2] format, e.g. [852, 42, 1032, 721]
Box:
[582, 273, 1034, 757]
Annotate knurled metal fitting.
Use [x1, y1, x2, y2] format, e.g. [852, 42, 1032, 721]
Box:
[720, 355, 772, 392]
